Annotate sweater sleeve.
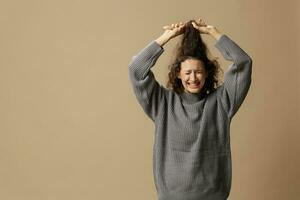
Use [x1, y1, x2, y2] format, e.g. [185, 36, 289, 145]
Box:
[214, 34, 252, 119]
[128, 40, 168, 122]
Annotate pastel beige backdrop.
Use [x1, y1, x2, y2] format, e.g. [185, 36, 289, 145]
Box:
[0, 0, 299, 200]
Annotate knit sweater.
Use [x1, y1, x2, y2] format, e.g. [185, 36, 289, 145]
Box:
[128, 34, 252, 200]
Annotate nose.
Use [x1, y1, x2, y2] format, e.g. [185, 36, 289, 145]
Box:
[190, 72, 197, 81]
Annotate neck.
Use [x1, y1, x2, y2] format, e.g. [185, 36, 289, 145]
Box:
[180, 90, 206, 104]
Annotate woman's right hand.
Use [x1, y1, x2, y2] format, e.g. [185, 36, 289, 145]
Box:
[155, 21, 188, 46]
[162, 21, 188, 40]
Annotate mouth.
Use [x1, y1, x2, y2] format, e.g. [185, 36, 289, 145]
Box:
[187, 82, 200, 88]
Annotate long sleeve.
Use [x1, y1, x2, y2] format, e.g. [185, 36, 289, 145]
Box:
[214, 34, 252, 119]
[128, 40, 168, 122]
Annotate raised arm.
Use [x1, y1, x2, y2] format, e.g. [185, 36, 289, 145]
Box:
[215, 34, 252, 119]
[193, 19, 252, 119]
[128, 21, 187, 122]
[128, 39, 166, 122]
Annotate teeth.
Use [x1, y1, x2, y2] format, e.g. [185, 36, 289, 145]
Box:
[188, 82, 200, 88]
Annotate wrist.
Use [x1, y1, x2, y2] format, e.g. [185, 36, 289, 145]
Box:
[209, 28, 223, 41]
[155, 34, 171, 47]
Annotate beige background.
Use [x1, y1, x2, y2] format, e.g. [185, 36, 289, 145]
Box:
[0, 0, 299, 199]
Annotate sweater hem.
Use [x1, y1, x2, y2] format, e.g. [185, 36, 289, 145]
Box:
[157, 190, 229, 200]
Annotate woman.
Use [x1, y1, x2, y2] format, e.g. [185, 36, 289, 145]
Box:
[128, 19, 252, 200]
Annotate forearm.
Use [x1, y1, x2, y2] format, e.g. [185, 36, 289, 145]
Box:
[129, 40, 164, 80]
[209, 28, 223, 41]
[214, 34, 252, 62]
[154, 34, 170, 47]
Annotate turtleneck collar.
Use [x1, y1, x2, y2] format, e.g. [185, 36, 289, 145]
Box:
[179, 91, 206, 104]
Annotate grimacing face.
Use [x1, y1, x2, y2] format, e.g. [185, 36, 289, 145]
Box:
[177, 58, 208, 94]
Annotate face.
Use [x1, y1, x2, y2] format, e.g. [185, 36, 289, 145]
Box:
[177, 58, 208, 94]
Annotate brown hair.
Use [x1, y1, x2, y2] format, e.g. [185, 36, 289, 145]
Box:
[166, 20, 223, 96]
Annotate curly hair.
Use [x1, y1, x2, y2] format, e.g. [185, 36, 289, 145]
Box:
[166, 20, 224, 97]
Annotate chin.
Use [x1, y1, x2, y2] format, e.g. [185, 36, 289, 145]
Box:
[186, 88, 201, 94]
[190, 91, 200, 94]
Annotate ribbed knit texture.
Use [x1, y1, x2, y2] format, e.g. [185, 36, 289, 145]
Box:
[128, 34, 252, 200]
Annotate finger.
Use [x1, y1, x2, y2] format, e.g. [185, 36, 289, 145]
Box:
[196, 18, 206, 26]
[200, 19, 206, 26]
[192, 21, 198, 28]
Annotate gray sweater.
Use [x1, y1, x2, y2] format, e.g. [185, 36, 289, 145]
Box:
[128, 34, 252, 200]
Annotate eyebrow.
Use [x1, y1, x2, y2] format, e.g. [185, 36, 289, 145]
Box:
[184, 69, 204, 72]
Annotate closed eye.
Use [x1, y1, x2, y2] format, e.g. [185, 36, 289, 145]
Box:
[185, 71, 203, 75]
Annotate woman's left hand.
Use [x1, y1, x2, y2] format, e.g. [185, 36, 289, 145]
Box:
[191, 19, 218, 35]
